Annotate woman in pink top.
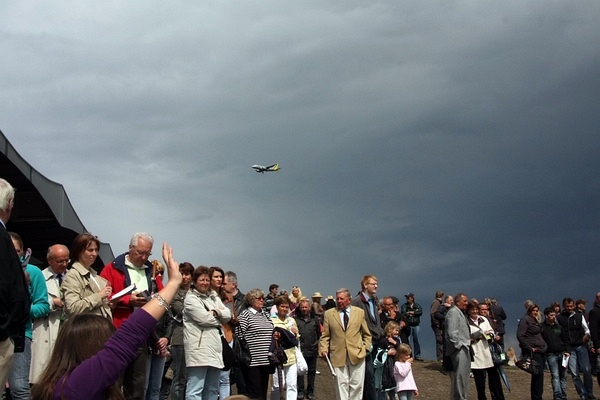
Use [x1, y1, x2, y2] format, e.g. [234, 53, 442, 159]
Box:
[394, 343, 419, 400]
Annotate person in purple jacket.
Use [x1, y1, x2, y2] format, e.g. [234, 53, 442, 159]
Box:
[31, 243, 183, 400]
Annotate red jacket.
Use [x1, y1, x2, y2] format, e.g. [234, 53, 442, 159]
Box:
[100, 253, 164, 328]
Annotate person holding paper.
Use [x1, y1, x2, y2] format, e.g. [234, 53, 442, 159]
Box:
[541, 307, 570, 400]
[62, 233, 112, 319]
[319, 288, 371, 400]
[31, 242, 182, 400]
[100, 232, 161, 400]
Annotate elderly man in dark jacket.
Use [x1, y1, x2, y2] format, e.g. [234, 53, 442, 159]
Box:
[294, 298, 321, 400]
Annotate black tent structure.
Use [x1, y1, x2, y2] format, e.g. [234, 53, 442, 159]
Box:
[0, 129, 113, 271]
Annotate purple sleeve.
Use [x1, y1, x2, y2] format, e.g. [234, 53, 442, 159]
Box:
[59, 310, 156, 398]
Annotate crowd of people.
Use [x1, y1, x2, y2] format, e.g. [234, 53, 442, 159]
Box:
[2, 176, 600, 400]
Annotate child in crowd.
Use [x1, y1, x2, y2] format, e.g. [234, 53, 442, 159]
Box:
[379, 321, 402, 351]
[394, 343, 419, 400]
[375, 321, 402, 399]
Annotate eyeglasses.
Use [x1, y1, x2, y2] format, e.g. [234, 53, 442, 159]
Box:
[256, 297, 265, 301]
[132, 246, 152, 257]
[53, 258, 71, 265]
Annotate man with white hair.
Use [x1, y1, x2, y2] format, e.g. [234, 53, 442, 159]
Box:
[320, 288, 372, 400]
[0, 178, 31, 385]
[101, 232, 160, 400]
[445, 293, 471, 400]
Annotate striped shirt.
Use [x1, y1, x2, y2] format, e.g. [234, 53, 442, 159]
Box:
[237, 307, 274, 366]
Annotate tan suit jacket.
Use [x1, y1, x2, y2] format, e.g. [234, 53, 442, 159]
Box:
[62, 262, 112, 319]
[319, 305, 372, 367]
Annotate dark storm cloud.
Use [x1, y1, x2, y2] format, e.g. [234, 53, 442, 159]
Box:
[1, 1, 599, 357]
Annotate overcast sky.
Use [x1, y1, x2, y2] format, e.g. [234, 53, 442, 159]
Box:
[1, 1, 599, 358]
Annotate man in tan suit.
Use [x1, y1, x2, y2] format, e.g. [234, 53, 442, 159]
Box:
[319, 288, 372, 400]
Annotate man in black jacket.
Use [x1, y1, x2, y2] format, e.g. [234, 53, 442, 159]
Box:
[294, 298, 321, 400]
[557, 297, 595, 400]
[542, 307, 570, 400]
[0, 179, 31, 385]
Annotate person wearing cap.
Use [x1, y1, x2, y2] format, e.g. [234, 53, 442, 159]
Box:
[323, 296, 336, 311]
[401, 293, 423, 361]
[311, 292, 324, 317]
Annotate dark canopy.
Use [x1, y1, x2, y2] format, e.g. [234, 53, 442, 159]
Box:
[1, 129, 113, 271]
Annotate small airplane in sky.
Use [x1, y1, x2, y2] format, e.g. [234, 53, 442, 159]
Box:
[251, 163, 280, 173]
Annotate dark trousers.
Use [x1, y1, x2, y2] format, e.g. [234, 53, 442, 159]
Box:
[242, 364, 271, 400]
[472, 367, 505, 400]
[121, 346, 147, 400]
[433, 326, 444, 361]
[297, 355, 317, 396]
[168, 344, 187, 400]
[530, 353, 546, 400]
[232, 365, 247, 394]
[363, 351, 377, 400]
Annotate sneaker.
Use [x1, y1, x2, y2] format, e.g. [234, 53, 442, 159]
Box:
[315, 370, 321, 375]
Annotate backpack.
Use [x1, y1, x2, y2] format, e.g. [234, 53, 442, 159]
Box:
[381, 355, 396, 390]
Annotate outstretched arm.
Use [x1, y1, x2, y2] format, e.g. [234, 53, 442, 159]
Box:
[141, 243, 182, 321]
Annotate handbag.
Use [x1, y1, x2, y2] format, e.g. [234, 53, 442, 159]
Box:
[199, 300, 235, 371]
[516, 351, 542, 375]
[381, 354, 396, 390]
[221, 335, 235, 371]
[489, 342, 507, 366]
[295, 346, 308, 376]
[233, 336, 252, 367]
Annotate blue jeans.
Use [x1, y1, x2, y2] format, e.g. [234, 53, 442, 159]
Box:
[8, 337, 31, 400]
[547, 352, 567, 400]
[398, 390, 415, 400]
[145, 352, 167, 400]
[218, 369, 230, 399]
[569, 344, 594, 398]
[409, 325, 421, 358]
[186, 366, 220, 400]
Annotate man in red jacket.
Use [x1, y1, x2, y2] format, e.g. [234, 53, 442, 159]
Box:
[101, 232, 162, 400]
